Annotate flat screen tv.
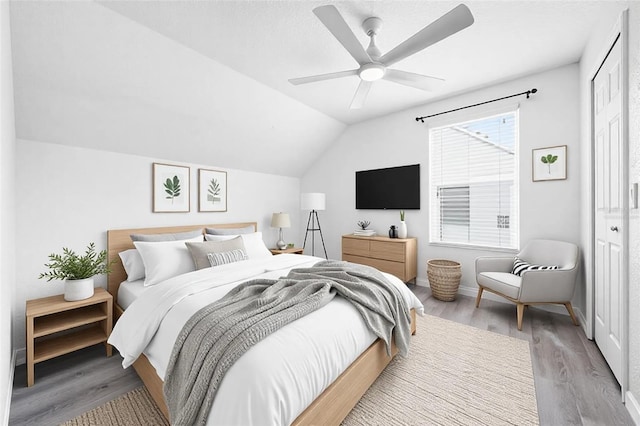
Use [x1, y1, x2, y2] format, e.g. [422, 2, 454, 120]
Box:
[356, 164, 420, 210]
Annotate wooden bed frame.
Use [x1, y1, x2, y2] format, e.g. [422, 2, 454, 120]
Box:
[106, 223, 416, 425]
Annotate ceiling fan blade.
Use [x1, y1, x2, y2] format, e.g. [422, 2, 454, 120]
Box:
[289, 69, 358, 85]
[383, 69, 445, 91]
[350, 80, 373, 109]
[313, 5, 372, 66]
[379, 4, 474, 67]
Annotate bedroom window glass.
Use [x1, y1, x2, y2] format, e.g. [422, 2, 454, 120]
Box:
[429, 110, 519, 249]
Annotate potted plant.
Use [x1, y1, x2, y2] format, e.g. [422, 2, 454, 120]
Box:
[39, 243, 113, 301]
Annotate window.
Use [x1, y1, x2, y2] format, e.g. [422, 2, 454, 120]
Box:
[429, 110, 519, 249]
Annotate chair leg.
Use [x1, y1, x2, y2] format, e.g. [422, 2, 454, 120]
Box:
[516, 303, 525, 331]
[475, 286, 484, 308]
[564, 302, 579, 326]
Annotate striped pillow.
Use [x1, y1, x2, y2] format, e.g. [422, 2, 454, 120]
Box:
[207, 249, 248, 267]
[512, 257, 558, 276]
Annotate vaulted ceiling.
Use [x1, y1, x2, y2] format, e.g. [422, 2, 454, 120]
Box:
[9, 1, 629, 176]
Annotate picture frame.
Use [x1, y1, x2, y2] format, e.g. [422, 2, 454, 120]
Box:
[532, 145, 567, 182]
[152, 163, 190, 212]
[198, 168, 227, 212]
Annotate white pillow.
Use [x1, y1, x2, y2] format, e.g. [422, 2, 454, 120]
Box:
[204, 232, 272, 259]
[118, 249, 146, 282]
[204, 234, 237, 242]
[241, 232, 273, 259]
[134, 236, 203, 286]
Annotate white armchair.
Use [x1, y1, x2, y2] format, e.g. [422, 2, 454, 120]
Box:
[475, 239, 580, 330]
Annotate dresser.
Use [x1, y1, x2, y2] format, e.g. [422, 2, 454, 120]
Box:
[342, 234, 417, 283]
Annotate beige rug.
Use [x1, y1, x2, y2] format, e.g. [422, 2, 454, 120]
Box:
[62, 315, 539, 426]
[60, 387, 168, 426]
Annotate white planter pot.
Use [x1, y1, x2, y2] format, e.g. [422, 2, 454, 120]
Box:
[64, 277, 95, 301]
[398, 221, 408, 239]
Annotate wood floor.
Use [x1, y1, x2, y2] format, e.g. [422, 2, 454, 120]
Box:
[9, 287, 634, 425]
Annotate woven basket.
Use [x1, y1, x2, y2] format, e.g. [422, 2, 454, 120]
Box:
[427, 259, 462, 302]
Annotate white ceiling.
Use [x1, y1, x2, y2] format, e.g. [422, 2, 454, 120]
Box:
[9, 0, 630, 177]
[100, 0, 628, 125]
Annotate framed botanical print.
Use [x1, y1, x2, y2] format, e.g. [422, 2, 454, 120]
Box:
[532, 145, 567, 182]
[152, 163, 190, 212]
[198, 168, 227, 212]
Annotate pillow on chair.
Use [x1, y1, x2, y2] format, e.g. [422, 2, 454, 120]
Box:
[512, 257, 558, 276]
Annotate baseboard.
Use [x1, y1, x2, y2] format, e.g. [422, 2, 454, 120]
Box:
[626, 390, 640, 425]
[574, 307, 591, 339]
[415, 277, 429, 287]
[15, 347, 25, 366]
[3, 350, 16, 426]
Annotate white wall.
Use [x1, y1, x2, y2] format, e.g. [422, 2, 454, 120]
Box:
[13, 140, 302, 360]
[301, 64, 582, 306]
[0, 0, 16, 422]
[579, 4, 640, 423]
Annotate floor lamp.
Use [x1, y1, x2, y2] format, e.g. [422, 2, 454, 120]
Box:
[301, 193, 328, 259]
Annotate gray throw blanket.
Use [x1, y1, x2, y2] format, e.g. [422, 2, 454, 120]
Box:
[163, 260, 411, 426]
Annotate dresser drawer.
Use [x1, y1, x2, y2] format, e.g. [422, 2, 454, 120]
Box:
[370, 240, 405, 262]
[343, 254, 406, 281]
[342, 238, 370, 257]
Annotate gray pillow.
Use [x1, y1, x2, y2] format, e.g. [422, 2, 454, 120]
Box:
[185, 237, 246, 270]
[205, 225, 254, 235]
[130, 229, 203, 242]
[208, 249, 248, 267]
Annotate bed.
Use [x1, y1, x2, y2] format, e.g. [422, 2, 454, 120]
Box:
[106, 223, 422, 425]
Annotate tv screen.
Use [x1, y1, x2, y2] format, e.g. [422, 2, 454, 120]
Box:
[356, 164, 420, 210]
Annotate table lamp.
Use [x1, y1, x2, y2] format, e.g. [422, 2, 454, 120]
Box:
[271, 212, 291, 250]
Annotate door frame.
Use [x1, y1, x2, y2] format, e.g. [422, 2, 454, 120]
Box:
[587, 9, 629, 400]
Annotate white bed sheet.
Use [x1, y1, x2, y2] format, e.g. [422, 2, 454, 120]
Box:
[109, 255, 424, 426]
[116, 279, 146, 309]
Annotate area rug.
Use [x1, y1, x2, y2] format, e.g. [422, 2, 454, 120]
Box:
[342, 314, 539, 425]
[61, 315, 538, 426]
[60, 387, 168, 426]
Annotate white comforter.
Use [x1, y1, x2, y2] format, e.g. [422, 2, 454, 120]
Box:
[108, 254, 424, 425]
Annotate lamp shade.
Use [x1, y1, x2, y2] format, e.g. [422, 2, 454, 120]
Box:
[271, 212, 291, 228]
[301, 193, 326, 211]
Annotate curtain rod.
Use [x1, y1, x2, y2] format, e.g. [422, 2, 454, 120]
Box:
[415, 88, 538, 123]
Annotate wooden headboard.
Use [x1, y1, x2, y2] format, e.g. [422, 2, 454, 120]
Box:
[107, 223, 257, 309]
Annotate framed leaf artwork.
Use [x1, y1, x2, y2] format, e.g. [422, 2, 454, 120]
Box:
[198, 169, 227, 212]
[532, 145, 567, 182]
[152, 163, 190, 212]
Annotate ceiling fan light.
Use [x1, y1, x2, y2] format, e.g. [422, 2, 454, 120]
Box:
[359, 63, 385, 82]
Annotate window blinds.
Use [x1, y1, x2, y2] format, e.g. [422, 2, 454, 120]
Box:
[429, 110, 519, 249]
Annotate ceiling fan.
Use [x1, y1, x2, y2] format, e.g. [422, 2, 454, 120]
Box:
[289, 4, 474, 109]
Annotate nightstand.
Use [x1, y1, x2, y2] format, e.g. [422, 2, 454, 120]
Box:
[270, 247, 304, 255]
[25, 287, 113, 386]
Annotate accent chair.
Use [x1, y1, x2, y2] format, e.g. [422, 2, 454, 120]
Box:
[475, 239, 580, 331]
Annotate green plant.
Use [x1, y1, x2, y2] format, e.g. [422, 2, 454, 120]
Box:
[207, 178, 221, 202]
[357, 220, 370, 230]
[164, 175, 181, 203]
[540, 154, 558, 174]
[400, 210, 405, 221]
[39, 243, 114, 281]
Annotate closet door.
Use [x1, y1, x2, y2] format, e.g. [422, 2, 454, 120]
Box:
[593, 35, 624, 384]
